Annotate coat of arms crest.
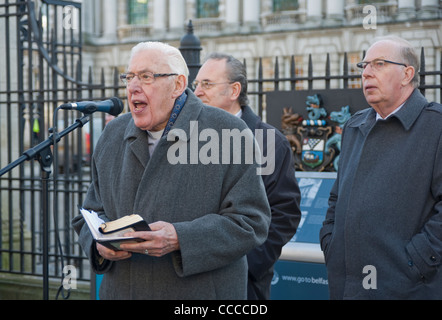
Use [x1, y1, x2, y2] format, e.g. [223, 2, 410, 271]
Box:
[281, 94, 351, 172]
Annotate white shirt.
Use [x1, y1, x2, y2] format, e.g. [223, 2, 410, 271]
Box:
[376, 103, 405, 121]
[147, 129, 164, 155]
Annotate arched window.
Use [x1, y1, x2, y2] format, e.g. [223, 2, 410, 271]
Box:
[128, 0, 149, 25]
[358, 0, 388, 3]
[197, 0, 219, 18]
[273, 0, 299, 12]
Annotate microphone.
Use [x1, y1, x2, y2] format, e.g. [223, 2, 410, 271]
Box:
[60, 97, 124, 116]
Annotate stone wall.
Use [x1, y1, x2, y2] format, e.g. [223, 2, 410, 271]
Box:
[0, 273, 90, 300]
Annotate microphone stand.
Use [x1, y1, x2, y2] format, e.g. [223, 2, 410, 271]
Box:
[0, 114, 91, 300]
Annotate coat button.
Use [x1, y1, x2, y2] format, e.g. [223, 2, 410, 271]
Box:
[408, 260, 413, 267]
[430, 256, 437, 262]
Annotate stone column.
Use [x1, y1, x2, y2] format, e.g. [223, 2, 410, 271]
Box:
[396, 0, 416, 20]
[225, 0, 240, 32]
[102, 0, 118, 42]
[92, 0, 102, 36]
[306, 0, 323, 26]
[153, 0, 167, 36]
[169, 0, 186, 34]
[420, 0, 440, 19]
[81, 1, 94, 36]
[243, 0, 260, 32]
[325, 0, 344, 25]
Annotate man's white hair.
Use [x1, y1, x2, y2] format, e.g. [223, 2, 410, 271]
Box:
[129, 42, 189, 86]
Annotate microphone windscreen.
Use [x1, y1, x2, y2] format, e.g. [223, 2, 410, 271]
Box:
[109, 97, 124, 116]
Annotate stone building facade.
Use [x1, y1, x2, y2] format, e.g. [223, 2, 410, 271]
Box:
[79, 0, 441, 104]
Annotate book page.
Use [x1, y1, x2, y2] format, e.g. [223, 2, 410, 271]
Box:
[80, 208, 105, 240]
[80, 208, 137, 241]
[100, 214, 142, 233]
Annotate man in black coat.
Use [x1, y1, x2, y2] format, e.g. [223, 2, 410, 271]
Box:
[194, 53, 301, 299]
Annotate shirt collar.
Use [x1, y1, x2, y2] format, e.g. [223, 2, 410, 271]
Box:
[376, 103, 405, 121]
[147, 129, 164, 141]
[348, 89, 428, 134]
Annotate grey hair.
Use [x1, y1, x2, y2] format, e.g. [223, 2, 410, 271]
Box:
[129, 41, 189, 86]
[204, 52, 249, 107]
[371, 35, 420, 88]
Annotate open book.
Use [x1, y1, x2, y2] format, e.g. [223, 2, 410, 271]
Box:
[80, 207, 151, 251]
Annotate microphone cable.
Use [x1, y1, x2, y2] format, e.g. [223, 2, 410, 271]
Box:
[52, 106, 71, 300]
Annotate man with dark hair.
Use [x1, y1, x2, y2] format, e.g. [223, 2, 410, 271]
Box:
[194, 53, 301, 300]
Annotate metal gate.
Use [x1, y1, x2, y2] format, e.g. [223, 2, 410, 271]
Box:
[0, 0, 125, 297]
[1, 0, 441, 300]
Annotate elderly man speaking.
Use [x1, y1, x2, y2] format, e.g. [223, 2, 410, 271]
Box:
[72, 42, 270, 300]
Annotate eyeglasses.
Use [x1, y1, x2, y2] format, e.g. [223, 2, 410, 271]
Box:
[356, 59, 407, 72]
[191, 80, 234, 90]
[120, 71, 178, 86]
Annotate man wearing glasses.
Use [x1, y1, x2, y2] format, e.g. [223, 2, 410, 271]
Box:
[320, 36, 442, 299]
[73, 42, 271, 299]
[194, 53, 301, 300]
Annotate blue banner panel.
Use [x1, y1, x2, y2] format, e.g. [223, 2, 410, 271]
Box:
[271, 260, 329, 300]
[293, 172, 336, 243]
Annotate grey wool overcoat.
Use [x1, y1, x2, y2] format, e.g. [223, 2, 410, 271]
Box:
[72, 89, 271, 300]
[320, 89, 442, 299]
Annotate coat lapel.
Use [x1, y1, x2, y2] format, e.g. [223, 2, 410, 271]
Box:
[347, 108, 376, 137]
[240, 105, 260, 132]
[131, 90, 204, 214]
[124, 118, 151, 168]
[391, 89, 428, 131]
[161, 89, 203, 144]
[347, 89, 428, 136]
